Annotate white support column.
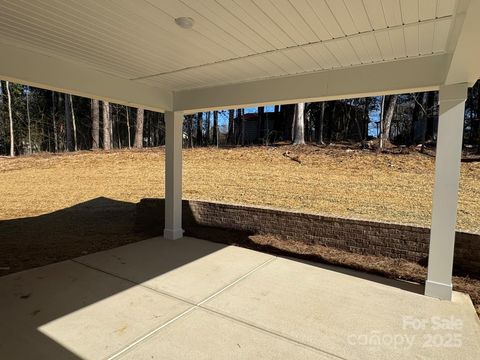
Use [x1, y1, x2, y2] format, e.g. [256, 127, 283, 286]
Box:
[164, 111, 184, 240]
[425, 83, 467, 300]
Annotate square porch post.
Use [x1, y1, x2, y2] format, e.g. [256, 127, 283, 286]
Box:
[164, 111, 184, 240]
[425, 83, 467, 300]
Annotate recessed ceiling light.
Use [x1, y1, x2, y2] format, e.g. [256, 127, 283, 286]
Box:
[175, 17, 194, 29]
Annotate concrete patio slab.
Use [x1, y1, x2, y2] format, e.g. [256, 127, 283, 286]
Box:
[203, 257, 480, 360]
[0, 260, 191, 359]
[75, 236, 274, 303]
[1, 237, 479, 359]
[118, 308, 333, 359]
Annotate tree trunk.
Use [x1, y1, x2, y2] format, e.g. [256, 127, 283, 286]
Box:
[240, 109, 245, 146]
[352, 104, 365, 145]
[116, 106, 122, 149]
[6, 81, 14, 157]
[110, 104, 114, 148]
[26, 86, 32, 154]
[293, 103, 306, 145]
[186, 115, 194, 148]
[155, 113, 161, 147]
[364, 98, 371, 138]
[52, 92, 58, 153]
[258, 106, 265, 141]
[227, 109, 234, 144]
[102, 101, 111, 150]
[147, 112, 151, 147]
[91, 99, 100, 149]
[305, 103, 311, 142]
[425, 92, 436, 141]
[0, 83, 3, 151]
[291, 105, 296, 142]
[476, 85, 480, 152]
[317, 102, 325, 145]
[417, 92, 428, 150]
[379, 96, 385, 149]
[125, 106, 131, 148]
[205, 111, 211, 145]
[213, 111, 218, 147]
[69, 95, 78, 151]
[265, 109, 270, 146]
[283, 104, 294, 141]
[65, 93, 73, 151]
[196, 112, 203, 146]
[381, 95, 398, 147]
[134, 107, 144, 148]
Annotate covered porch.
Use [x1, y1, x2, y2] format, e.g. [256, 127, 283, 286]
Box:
[1, 0, 480, 357]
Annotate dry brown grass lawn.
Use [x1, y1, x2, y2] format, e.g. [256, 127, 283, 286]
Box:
[1, 145, 479, 232]
[1, 146, 479, 315]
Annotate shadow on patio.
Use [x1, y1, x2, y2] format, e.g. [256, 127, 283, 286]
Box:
[0, 198, 266, 358]
[0, 218, 239, 358]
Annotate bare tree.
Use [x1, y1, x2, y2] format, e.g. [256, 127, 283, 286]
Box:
[133, 106, 144, 148]
[26, 86, 32, 154]
[380, 95, 398, 149]
[378, 96, 386, 149]
[265, 108, 270, 146]
[0, 83, 3, 151]
[258, 106, 265, 141]
[239, 109, 245, 146]
[52, 92, 58, 152]
[317, 102, 326, 145]
[103, 100, 111, 150]
[69, 94, 78, 151]
[196, 112, 203, 146]
[418, 92, 429, 150]
[213, 110, 218, 147]
[293, 103, 306, 145]
[65, 94, 73, 151]
[125, 106, 131, 149]
[186, 114, 194, 148]
[91, 99, 100, 149]
[204, 111, 211, 145]
[110, 104, 114, 148]
[227, 109, 234, 144]
[6, 81, 14, 156]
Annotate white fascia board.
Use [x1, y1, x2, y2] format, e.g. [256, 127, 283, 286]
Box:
[0, 40, 172, 112]
[173, 55, 449, 113]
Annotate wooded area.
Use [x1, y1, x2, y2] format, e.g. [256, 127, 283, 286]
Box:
[1, 80, 479, 156]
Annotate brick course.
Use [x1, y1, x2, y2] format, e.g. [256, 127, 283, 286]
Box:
[136, 198, 480, 275]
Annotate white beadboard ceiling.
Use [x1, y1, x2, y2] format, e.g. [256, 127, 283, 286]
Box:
[0, 0, 458, 92]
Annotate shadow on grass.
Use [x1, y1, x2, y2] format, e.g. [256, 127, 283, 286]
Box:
[0, 197, 148, 275]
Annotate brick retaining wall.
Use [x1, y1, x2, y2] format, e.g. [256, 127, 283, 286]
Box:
[135, 199, 480, 275]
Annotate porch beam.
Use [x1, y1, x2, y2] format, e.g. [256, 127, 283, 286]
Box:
[164, 111, 184, 240]
[425, 82, 468, 300]
[0, 40, 172, 112]
[173, 54, 449, 113]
